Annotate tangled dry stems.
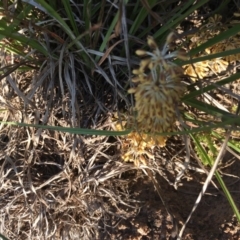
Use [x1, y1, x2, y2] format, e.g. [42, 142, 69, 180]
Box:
[0, 44, 138, 239]
[1, 3, 240, 240]
[0, 119, 138, 239]
[0, 47, 186, 238]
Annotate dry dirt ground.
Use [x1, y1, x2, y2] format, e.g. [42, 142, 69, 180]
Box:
[97, 141, 240, 240]
[1, 124, 239, 240]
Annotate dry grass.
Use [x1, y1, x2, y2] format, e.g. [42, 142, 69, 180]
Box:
[0, 42, 137, 239]
[0, 49, 185, 238]
[1, 1, 240, 239]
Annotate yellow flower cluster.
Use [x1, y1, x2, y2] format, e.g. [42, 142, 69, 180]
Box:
[119, 34, 186, 165]
[184, 61, 209, 80]
[115, 122, 160, 166]
[184, 58, 228, 80]
[184, 13, 240, 80]
[129, 35, 186, 133]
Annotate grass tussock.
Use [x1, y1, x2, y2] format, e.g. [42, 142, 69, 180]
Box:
[0, 0, 240, 239]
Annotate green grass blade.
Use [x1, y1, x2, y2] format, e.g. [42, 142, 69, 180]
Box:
[83, 0, 92, 45]
[61, 0, 80, 36]
[215, 173, 240, 221]
[2, 119, 239, 139]
[227, 141, 240, 153]
[190, 133, 240, 222]
[153, 0, 208, 41]
[137, 0, 195, 40]
[132, 0, 141, 16]
[181, 47, 240, 65]
[0, 121, 131, 136]
[4, 3, 34, 32]
[0, 233, 9, 240]
[96, 12, 119, 62]
[183, 73, 240, 100]
[212, 131, 240, 154]
[0, 29, 49, 56]
[34, 0, 75, 39]
[183, 98, 235, 119]
[31, 0, 90, 63]
[189, 24, 240, 56]
[211, 0, 231, 15]
[129, 0, 158, 36]
[155, 118, 240, 136]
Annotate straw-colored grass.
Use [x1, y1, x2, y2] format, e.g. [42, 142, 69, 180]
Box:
[0, 1, 240, 239]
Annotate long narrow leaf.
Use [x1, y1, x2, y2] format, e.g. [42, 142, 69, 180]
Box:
[153, 0, 208, 41]
[0, 121, 131, 136]
[30, 0, 90, 63]
[62, 0, 80, 36]
[183, 98, 240, 122]
[0, 29, 49, 56]
[1, 117, 239, 138]
[212, 131, 240, 154]
[190, 133, 240, 222]
[189, 24, 240, 56]
[181, 47, 240, 65]
[129, 0, 157, 35]
[183, 73, 240, 100]
[0, 233, 9, 240]
[137, 0, 195, 40]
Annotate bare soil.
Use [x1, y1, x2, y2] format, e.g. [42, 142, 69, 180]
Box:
[98, 146, 240, 240]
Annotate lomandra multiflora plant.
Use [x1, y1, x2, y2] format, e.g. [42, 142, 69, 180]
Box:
[119, 33, 187, 166]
